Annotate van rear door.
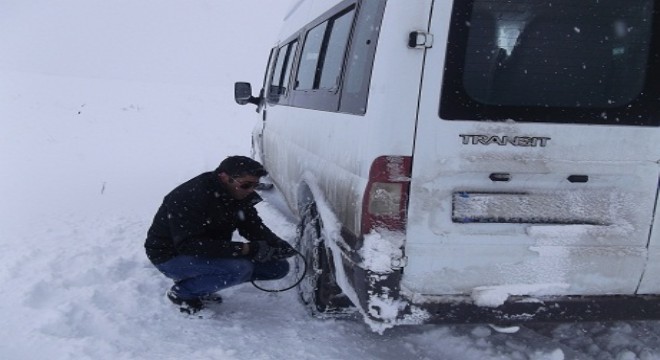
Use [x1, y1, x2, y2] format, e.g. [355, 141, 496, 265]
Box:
[402, 0, 660, 298]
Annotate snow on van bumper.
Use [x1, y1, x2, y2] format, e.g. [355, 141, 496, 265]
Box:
[341, 246, 660, 328]
[336, 229, 660, 330]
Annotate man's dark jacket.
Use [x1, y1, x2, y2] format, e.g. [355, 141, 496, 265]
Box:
[145, 170, 282, 265]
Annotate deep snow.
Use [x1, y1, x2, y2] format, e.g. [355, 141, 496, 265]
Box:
[1, 1, 660, 359]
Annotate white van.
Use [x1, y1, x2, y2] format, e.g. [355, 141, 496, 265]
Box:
[235, 0, 660, 329]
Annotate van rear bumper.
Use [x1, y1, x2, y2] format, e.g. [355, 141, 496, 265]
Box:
[413, 294, 660, 324]
[346, 262, 660, 324]
[340, 243, 660, 325]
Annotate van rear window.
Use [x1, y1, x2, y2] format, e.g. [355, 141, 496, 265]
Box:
[440, 0, 660, 126]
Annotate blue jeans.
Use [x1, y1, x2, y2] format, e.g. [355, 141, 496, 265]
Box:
[154, 255, 289, 300]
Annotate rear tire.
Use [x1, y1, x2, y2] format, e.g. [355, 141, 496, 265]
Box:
[295, 202, 352, 315]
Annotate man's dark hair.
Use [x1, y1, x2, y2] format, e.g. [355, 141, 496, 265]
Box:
[217, 156, 268, 177]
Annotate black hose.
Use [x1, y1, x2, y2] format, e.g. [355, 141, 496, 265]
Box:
[251, 249, 307, 293]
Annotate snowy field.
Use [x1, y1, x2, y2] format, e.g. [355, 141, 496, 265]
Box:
[1, 1, 660, 359]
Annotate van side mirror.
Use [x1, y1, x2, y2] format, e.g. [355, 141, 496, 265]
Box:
[234, 82, 260, 106]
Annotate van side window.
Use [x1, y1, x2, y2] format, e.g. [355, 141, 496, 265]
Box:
[262, 48, 276, 91]
[267, 40, 298, 103]
[284, 0, 385, 114]
[319, 9, 354, 89]
[268, 47, 286, 101]
[339, 0, 386, 114]
[282, 41, 298, 95]
[296, 8, 355, 91]
[296, 22, 328, 90]
[441, 0, 659, 126]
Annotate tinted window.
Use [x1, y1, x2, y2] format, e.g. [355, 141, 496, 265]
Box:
[295, 8, 355, 91]
[340, 0, 386, 114]
[319, 9, 355, 89]
[282, 41, 298, 93]
[267, 41, 297, 103]
[296, 22, 327, 90]
[283, 0, 384, 114]
[269, 46, 287, 96]
[441, 0, 660, 126]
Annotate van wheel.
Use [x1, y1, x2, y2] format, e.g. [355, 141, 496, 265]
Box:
[295, 203, 353, 315]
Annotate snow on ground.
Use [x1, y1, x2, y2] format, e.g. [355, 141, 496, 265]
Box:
[2, 1, 660, 359]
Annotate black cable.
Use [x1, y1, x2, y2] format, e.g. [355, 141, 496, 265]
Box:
[251, 249, 307, 292]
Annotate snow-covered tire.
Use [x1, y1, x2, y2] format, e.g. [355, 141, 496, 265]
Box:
[295, 202, 352, 315]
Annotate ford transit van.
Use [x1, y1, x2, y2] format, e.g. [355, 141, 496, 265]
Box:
[235, 0, 660, 330]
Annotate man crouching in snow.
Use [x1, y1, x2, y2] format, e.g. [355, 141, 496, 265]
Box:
[145, 155, 295, 314]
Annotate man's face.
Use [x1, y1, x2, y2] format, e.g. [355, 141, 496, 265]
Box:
[220, 173, 261, 200]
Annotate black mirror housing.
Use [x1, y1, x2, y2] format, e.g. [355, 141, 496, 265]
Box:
[234, 82, 254, 105]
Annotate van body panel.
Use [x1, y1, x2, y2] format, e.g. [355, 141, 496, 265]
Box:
[403, 125, 659, 295]
[260, 0, 431, 236]
[402, 0, 660, 296]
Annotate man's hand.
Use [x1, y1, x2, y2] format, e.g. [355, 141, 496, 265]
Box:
[251, 241, 277, 262]
[250, 239, 297, 262]
[271, 239, 296, 260]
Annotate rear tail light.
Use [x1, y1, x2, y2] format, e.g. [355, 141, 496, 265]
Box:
[368, 182, 404, 215]
[362, 156, 412, 234]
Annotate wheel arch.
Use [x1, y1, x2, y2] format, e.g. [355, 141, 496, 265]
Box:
[295, 175, 356, 314]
